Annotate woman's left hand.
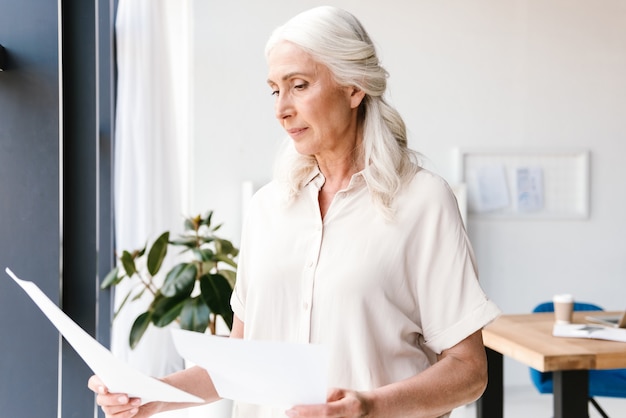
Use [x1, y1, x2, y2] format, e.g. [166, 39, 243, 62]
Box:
[285, 388, 373, 417]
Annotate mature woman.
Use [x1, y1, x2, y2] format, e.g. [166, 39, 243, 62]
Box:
[90, 6, 500, 418]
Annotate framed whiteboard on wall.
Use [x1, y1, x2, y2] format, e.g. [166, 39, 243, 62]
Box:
[453, 148, 590, 220]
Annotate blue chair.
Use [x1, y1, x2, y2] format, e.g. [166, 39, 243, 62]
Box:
[530, 302, 626, 417]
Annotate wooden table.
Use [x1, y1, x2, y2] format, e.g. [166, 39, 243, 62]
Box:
[476, 311, 626, 418]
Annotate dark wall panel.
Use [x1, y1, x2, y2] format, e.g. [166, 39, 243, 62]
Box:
[60, 0, 116, 416]
[0, 0, 61, 417]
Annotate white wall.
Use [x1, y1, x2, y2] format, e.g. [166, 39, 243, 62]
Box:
[188, 0, 626, 386]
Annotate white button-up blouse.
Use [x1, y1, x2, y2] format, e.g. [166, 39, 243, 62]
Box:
[230, 166, 501, 418]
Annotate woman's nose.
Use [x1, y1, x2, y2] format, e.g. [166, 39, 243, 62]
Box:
[275, 93, 293, 121]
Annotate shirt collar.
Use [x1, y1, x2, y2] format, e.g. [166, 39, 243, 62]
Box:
[304, 165, 368, 193]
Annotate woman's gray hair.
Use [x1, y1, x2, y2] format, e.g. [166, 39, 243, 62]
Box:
[267, 6, 420, 219]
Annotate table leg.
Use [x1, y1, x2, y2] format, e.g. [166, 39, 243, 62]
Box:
[476, 347, 503, 418]
[553, 370, 589, 418]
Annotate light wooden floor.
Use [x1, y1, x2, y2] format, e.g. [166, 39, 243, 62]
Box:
[451, 384, 625, 418]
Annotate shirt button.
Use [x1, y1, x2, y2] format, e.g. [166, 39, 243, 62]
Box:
[303, 302, 309, 310]
[307, 261, 314, 267]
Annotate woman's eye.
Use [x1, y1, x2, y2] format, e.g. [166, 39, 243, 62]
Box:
[294, 83, 307, 90]
[271, 90, 279, 97]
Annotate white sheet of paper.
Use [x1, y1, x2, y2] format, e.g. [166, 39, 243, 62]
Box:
[5, 268, 204, 405]
[553, 323, 626, 343]
[171, 328, 328, 408]
[467, 165, 510, 213]
[515, 166, 544, 212]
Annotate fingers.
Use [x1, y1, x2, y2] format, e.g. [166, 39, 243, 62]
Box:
[88, 375, 142, 418]
[285, 404, 333, 417]
[285, 389, 370, 418]
[98, 396, 141, 418]
[285, 393, 344, 417]
[326, 388, 347, 402]
[87, 374, 106, 394]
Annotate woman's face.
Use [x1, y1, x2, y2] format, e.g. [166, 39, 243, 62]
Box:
[267, 41, 364, 159]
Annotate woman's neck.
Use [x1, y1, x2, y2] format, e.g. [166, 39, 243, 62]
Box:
[317, 157, 361, 193]
[316, 152, 363, 220]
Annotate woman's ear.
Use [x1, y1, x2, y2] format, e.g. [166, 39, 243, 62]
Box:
[349, 87, 366, 109]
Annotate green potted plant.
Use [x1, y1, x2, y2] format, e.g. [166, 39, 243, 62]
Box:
[101, 211, 238, 349]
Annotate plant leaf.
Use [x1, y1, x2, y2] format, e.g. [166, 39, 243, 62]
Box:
[200, 273, 234, 329]
[169, 237, 198, 248]
[113, 288, 135, 320]
[151, 294, 186, 327]
[192, 248, 214, 262]
[129, 311, 152, 349]
[201, 211, 213, 227]
[131, 286, 147, 301]
[220, 269, 237, 288]
[120, 250, 136, 277]
[147, 231, 170, 276]
[179, 297, 210, 333]
[161, 263, 197, 298]
[100, 266, 122, 289]
[184, 218, 195, 231]
[215, 238, 239, 257]
[214, 253, 238, 269]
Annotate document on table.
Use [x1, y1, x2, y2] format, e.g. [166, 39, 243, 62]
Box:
[553, 323, 626, 343]
[171, 328, 328, 408]
[5, 268, 204, 405]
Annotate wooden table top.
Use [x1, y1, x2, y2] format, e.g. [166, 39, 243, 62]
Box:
[482, 311, 626, 372]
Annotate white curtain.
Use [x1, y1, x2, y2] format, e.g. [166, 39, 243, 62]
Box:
[112, 0, 190, 377]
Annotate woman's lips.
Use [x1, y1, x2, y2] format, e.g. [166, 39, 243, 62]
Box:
[287, 127, 307, 137]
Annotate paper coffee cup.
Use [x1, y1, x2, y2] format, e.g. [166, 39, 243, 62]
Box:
[553, 294, 574, 324]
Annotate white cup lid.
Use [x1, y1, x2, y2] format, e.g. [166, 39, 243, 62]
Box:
[553, 293, 574, 303]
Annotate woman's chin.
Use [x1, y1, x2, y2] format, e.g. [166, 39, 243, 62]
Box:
[291, 142, 316, 157]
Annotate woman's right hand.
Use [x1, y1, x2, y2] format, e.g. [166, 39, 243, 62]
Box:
[87, 375, 145, 418]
